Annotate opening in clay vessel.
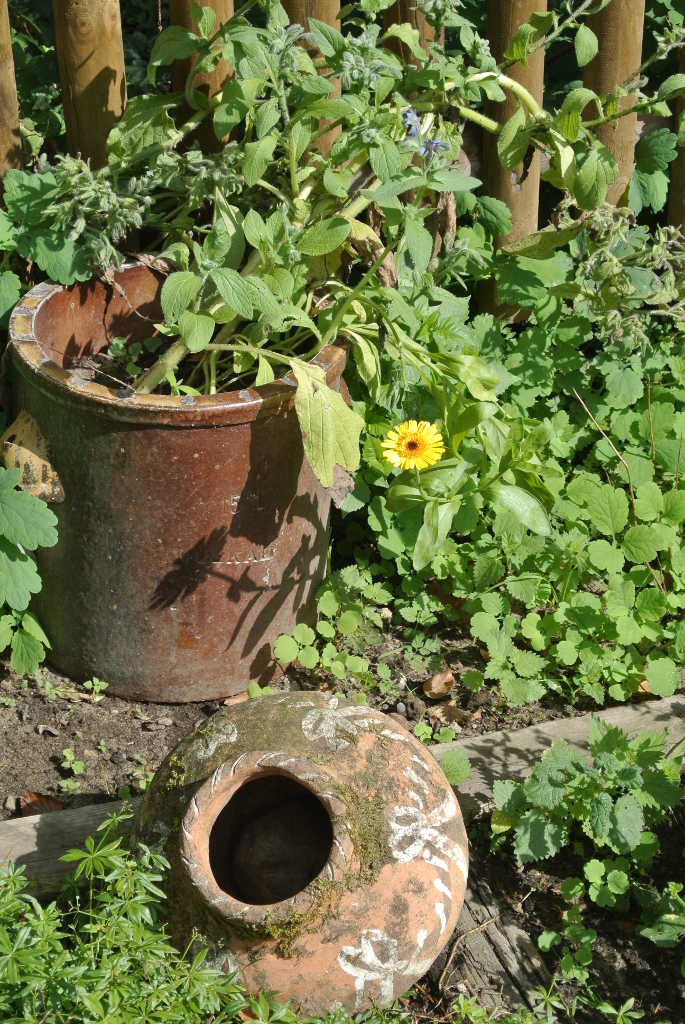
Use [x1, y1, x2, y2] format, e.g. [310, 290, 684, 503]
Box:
[209, 774, 333, 905]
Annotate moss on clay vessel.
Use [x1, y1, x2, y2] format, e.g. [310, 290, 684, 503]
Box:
[134, 692, 468, 1014]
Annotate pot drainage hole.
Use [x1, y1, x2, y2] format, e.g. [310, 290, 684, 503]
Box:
[209, 775, 333, 905]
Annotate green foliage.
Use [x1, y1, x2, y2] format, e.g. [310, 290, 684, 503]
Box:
[4, 0, 682, 493]
[492, 721, 684, 983]
[491, 720, 682, 867]
[0, 468, 56, 676]
[328, 200, 685, 709]
[0, 808, 276, 1023]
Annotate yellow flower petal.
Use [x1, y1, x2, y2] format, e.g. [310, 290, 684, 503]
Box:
[381, 419, 445, 472]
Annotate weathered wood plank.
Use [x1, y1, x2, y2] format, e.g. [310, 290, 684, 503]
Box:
[1, 800, 134, 899]
[1, 697, 683, 899]
[435, 695, 685, 822]
[433, 866, 551, 1010]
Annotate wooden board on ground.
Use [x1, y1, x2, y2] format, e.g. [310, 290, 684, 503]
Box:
[0, 696, 683, 899]
[432, 865, 551, 1011]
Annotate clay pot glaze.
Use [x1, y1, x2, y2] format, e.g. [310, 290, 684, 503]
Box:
[4, 261, 346, 701]
[134, 692, 469, 1014]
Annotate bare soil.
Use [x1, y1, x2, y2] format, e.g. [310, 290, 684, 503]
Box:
[0, 639, 593, 823]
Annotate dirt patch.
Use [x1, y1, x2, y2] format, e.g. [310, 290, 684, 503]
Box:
[0, 662, 212, 820]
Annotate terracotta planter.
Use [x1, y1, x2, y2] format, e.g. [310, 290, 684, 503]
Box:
[134, 692, 469, 1014]
[4, 262, 345, 701]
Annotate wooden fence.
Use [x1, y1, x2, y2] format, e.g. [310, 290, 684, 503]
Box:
[0, 0, 682, 237]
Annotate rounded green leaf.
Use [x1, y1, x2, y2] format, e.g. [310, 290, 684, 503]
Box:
[338, 609, 362, 636]
[606, 869, 629, 895]
[584, 859, 605, 884]
[587, 539, 624, 574]
[292, 623, 316, 646]
[645, 657, 678, 697]
[574, 24, 598, 67]
[623, 525, 658, 564]
[273, 634, 299, 663]
[538, 929, 562, 952]
[297, 645, 319, 669]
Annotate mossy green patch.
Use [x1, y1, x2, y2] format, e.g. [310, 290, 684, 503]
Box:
[259, 878, 345, 958]
[336, 778, 391, 885]
[165, 753, 187, 791]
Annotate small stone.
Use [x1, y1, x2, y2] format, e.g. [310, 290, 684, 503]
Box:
[396, 675, 407, 692]
[379, 607, 392, 629]
[157, 716, 175, 727]
[3, 796, 16, 813]
[84, 749, 99, 760]
[405, 695, 426, 722]
[396, 702, 407, 715]
[110, 750, 126, 765]
[36, 724, 58, 737]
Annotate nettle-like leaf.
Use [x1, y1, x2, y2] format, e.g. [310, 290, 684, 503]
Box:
[607, 794, 644, 854]
[513, 810, 567, 865]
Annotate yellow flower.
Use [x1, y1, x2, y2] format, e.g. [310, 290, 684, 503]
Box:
[382, 420, 445, 471]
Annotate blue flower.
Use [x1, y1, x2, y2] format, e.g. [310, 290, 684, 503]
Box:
[404, 108, 421, 138]
[419, 138, 447, 159]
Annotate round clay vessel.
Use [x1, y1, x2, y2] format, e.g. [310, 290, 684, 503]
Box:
[134, 691, 468, 1014]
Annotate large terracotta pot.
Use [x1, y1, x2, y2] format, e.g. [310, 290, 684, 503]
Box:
[134, 692, 469, 1014]
[4, 262, 345, 701]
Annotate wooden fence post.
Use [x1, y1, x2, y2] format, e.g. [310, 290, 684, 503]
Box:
[283, 1, 340, 31]
[667, 48, 685, 227]
[0, 0, 21, 182]
[169, 0, 234, 97]
[583, 0, 646, 205]
[481, 0, 547, 246]
[283, 1, 341, 155]
[52, 1, 126, 168]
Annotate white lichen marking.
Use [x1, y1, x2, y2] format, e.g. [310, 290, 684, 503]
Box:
[301, 697, 378, 750]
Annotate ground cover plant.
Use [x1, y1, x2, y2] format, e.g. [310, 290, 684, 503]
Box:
[1, 0, 685, 1021]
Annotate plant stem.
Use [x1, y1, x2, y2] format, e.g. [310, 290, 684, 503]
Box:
[454, 104, 501, 134]
[322, 242, 395, 346]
